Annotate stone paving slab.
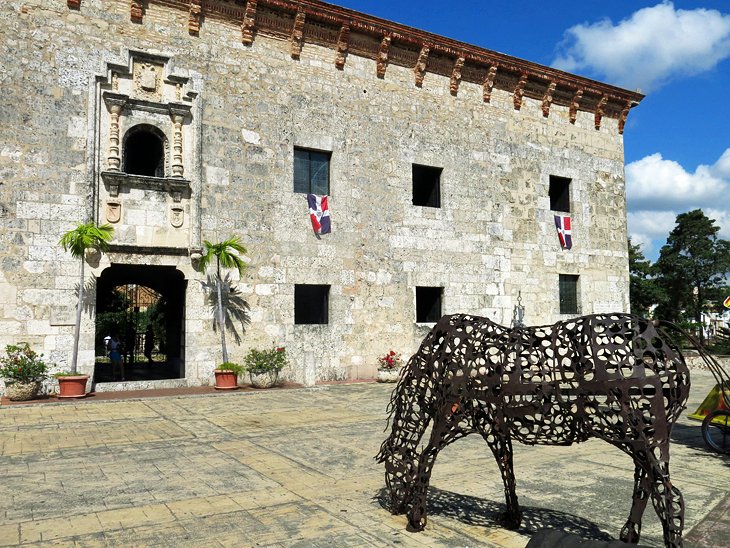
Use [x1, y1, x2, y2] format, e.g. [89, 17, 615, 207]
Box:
[0, 370, 727, 547]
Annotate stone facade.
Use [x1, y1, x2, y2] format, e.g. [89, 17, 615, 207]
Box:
[0, 0, 642, 391]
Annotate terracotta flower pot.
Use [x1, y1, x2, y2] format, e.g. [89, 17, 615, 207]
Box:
[214, 370, 239, 390]
[249, 370, 278, 389]
[57, 375, 89, 398]
[5, 380, 41, 401]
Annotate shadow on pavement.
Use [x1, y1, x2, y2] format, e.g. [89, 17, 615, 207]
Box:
[375, 486, 616, 542]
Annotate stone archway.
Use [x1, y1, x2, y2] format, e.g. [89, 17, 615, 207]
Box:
[96, 264, 186, 382]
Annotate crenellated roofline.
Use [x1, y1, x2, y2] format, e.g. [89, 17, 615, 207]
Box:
[68, 0, 644, 133]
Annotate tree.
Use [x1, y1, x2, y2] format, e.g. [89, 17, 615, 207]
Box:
[628, 239, 663, 318]
[199, 236, 248, 364]
[59, 222, 114, 374]
[654, 209, 730, 342]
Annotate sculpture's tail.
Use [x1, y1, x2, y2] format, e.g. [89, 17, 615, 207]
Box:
[656, 319, 730, 409]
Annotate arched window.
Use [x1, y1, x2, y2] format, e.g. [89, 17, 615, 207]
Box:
[123, 125, 166, 177]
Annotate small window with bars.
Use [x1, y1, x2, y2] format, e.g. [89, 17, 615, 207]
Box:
[294, 147, 331, 194]
[559, 274, 579, 314]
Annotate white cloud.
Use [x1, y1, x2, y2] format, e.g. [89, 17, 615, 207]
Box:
[627, 210, 678, 257]
[626, 152, 727, 209]
[626, 148, 730, 259]
[552, 2, 730, 92]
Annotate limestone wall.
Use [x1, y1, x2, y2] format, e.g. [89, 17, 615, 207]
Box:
[0, 0, 633, 388]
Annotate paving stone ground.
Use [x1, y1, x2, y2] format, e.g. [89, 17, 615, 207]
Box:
[0, 370, 727, 547]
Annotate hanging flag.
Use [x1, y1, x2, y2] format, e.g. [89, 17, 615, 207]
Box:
[554, 215, 572, 249]
[724, 296, 730, 308]
[307, 194, 331, 235]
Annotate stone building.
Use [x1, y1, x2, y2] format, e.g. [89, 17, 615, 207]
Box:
[0, 0, 643, 392]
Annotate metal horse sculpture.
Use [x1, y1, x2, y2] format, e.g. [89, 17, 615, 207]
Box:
[376, 313, 691, 547]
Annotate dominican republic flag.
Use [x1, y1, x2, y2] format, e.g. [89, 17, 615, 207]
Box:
[554, 215, 572, 249]
[307, 194, 331, 235]
[724, 296, 730, 308]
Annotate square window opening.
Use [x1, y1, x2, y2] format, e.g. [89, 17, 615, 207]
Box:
[412, 164, 441, 208]
[559, 274, 579, 315]
[549, 175, 571, 213]
[294, 147, 331, 195]
[416, 286, 443, 323]
[295, 284, 330, 324]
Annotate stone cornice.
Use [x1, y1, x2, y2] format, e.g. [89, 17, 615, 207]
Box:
[71, 0, 644, 132]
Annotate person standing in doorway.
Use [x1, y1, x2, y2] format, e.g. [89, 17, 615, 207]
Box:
[109, 333, 124, 381]
[144, 324, 154, 364]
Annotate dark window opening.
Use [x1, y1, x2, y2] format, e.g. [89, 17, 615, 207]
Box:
[294, 148, 331, 194]
[412, 164, 442, 208]
[559, 274, 579, 314]
[549, 175, 571, 213]
[295, 284, 329, 324]
[416, 286, 443, 323]
[124, 127, 165, 177]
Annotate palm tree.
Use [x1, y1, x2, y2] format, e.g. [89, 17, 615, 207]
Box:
[199, 236, 248, 363]
[59, 222, 114, 374]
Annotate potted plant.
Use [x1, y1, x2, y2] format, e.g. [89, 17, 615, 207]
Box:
[214, 362, 243, 390]
[199, 236, 248, 365]
[243, 346, 287, 388]
[58, 222, 114, 398]
[0, 343, 48, 401]
[377, 350, 403, 383]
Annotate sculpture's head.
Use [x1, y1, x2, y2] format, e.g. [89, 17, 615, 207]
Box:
[381, 445, 418, 514]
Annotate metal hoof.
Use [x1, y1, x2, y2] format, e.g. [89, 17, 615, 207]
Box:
[406, 515, 427, 532]
[502, 511, 522, 530]
[620, 521, 640, 544]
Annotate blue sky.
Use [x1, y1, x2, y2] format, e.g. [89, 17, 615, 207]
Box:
[338, 1, 730, 260]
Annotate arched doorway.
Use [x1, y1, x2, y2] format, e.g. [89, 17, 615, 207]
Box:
[96, 264, 186, 382]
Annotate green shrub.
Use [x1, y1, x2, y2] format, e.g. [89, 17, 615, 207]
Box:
[216, 362, 244, 375]
[0, 343, 48, 383]
[244, 346, 288, 375]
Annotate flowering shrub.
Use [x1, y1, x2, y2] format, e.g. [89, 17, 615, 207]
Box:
[0, 343, 48, 383]
[244, 346, 288, 375]
[378, 350, 403, 370]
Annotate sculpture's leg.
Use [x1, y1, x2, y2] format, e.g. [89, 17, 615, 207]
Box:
[486, 432, 521, 529]
[406, 413, 451, 532]
[620, 463, 650, 544]
[646, 455, 684, 547]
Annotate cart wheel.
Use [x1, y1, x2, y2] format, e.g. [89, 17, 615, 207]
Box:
[702, 410, 730, 454]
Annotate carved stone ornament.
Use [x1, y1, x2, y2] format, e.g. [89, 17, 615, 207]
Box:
[569, 89, 584, 124]
[141, 65, 157, 91]
[450, 57, 465, 96]
[414, 45, 430, 88]
[189, 0, 203, 35]
[290, 8, 306, 59]
[131, 0, 143, 22]
[595, 95, 608, 130]
[241, 0, 258, 45]
[482, 65, 498, 103]
[335, 24, 349, 70]
[513, 73, 528, 111]
[542, 82, 557, 118]
[106, 201, 122, 224]
[377, 35, 391, 79]
[170, 206, 184, 228]
[133, 61, 163, 101]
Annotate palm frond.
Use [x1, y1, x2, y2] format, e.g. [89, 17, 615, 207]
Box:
[59, 222, 114, 259]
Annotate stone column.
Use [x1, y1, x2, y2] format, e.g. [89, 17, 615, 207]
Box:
[103, 93, 128, 172]
[169, 105, 190, 179]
